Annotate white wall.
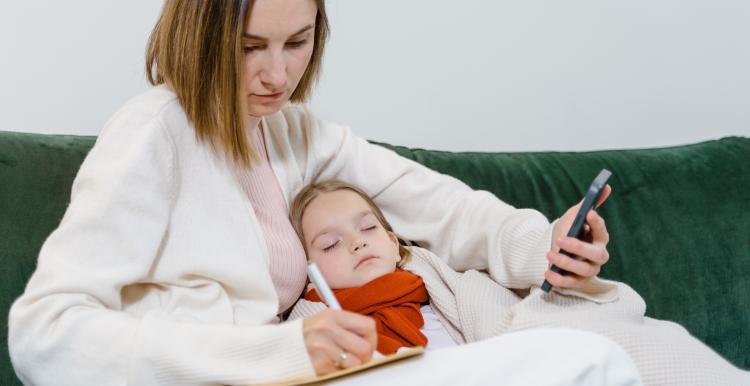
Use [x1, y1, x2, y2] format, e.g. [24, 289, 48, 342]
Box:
[2, 1, 748, 151]
[0, 1, 163, 136]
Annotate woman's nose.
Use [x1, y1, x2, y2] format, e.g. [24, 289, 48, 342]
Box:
[259, 51, 286, 91]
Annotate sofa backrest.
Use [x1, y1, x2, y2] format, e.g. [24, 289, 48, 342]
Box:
[1, 132, 95, 385]
[377, 136, 750, 369]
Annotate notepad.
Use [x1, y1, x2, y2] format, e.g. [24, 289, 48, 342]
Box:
[261, 346, 425, 386]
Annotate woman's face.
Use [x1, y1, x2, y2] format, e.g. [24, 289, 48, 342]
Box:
[242, 0, 317, 117]
[301, 190, 402, 289]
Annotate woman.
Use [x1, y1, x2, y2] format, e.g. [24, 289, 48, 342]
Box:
[8, 1, 641, 385]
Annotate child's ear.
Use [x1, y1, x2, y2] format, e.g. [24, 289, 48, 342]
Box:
[388, 231, 400, 247]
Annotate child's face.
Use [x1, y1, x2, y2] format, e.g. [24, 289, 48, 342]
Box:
[301, 189, 402, 289]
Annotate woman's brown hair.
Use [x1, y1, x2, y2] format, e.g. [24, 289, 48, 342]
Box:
[290, 180, 412, 264]
[146, 0, 329, 166]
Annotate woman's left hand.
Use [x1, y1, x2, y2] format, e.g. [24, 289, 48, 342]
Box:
[544, 184, 612, 289]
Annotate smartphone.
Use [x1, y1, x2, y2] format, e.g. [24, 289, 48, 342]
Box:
[541, 169, 612, 293]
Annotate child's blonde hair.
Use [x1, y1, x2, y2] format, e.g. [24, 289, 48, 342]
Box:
[289, 180, 412, 265]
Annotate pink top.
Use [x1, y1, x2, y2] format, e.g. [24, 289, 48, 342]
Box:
[234, 121, 308, 315]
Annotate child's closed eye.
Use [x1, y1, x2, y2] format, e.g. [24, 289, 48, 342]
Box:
[323, 241, 339, 252]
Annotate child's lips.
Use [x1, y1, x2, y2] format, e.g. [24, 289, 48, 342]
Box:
[355, 255, 377, 269]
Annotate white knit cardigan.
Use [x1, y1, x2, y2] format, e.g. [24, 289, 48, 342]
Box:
[8, 86, 558, 385]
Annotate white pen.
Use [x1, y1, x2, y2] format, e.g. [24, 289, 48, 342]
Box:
[307, 262, 342, 310]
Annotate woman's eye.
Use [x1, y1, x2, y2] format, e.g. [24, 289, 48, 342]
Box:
[323, 241, 339, 252]
[362, 225, 377, 231]
[242, 45, 261, 54]
[285, 39, 307, 49]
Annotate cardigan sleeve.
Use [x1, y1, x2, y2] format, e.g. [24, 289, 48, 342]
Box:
[292, 106, 552, 290]
[8, 103, 314, 385]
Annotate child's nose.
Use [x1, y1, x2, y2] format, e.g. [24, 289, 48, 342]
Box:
[352, 240, 368, 252]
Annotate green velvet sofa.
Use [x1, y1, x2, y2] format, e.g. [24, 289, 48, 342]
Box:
[2, 131, 748, 384]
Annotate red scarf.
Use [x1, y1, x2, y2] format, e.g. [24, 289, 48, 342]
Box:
[304, 270, 429, 354]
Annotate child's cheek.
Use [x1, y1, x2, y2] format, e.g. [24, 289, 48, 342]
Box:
[317, 259, 343, 289]
[334, 266, 353, 288]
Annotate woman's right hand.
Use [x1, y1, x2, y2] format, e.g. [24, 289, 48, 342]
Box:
[303, 308, 378, 375]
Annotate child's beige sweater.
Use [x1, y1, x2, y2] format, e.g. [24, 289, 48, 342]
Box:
[291, 247, 750, 386]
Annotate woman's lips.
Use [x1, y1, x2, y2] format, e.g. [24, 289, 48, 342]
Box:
[355, 255, 376, 269]
[254, 92, 284, 102]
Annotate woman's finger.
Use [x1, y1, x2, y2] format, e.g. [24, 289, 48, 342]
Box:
[303, 309, 376, 375]
[548, 250, 601, 278]
[544, 268, 589, 289]
[566, 183, 611, 217]
[557, 237, 609, 266]
[328, 324, 372, 366]
[303, 324, 344, 373]
[322, 310, 376, 365]
[595, 184, 612, 209]
[334, 310, 378, 351]
[585, 210, 610, 245]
